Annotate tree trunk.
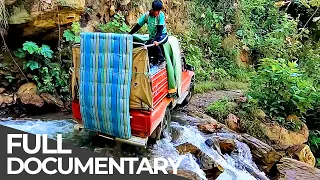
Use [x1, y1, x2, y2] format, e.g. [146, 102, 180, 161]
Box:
[241, 134, 282, 172]
[276, 158, 320, 180]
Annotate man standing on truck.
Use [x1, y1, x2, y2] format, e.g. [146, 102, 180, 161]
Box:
[129, 0, 168, 68]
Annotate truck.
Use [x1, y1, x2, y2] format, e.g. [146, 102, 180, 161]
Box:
[70, 32, 195, 148]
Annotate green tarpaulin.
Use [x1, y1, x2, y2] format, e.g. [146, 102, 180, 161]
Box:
[132, 34, 182, 98]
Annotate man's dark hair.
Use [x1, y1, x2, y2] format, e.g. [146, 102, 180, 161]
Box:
[152, 0, 163, 10]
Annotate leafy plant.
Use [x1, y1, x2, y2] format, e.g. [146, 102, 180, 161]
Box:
[98, 14, 130, 33]
[249, 58, 319, 118]
[14, 41, 69, 94]
[206, 98, 237, 122]
[63, 22, 81, 43]
[309, 130, 320, 167]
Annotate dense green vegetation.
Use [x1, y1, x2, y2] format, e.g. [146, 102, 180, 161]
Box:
[1, 0, 319, 167]
[179, 0, 320, 165]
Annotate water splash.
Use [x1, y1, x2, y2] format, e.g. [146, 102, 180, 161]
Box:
[152, 122, 268, 180]
[0, 119, 75, 139]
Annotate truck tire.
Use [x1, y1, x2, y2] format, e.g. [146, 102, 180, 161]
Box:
[181, 76, 195, 106]
[160, 107, 172, 139]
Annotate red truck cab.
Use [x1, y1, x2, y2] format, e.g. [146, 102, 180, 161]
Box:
[71, 39, 195, 147]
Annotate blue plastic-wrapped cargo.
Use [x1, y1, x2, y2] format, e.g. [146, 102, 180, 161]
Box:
[79, 32, 133, 139]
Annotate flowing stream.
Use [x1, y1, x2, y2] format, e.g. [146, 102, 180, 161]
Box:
[0, 113, 268, 180]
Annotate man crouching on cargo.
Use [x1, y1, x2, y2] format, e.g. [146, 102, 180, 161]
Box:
[129, 0, 168, 69]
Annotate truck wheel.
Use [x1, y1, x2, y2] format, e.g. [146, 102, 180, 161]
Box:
[160, 107, 172, 139]
[181, 76, 195, 106]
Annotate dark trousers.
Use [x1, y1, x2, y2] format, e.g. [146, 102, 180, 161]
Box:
[146, 34, 168, 65]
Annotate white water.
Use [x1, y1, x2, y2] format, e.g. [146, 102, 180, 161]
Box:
[0, 119, 75, 139]
[0, 119, 268, 180]
[150, 122, 269, 180]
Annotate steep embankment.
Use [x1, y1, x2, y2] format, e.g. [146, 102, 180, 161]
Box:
[0, 0, 190, 116]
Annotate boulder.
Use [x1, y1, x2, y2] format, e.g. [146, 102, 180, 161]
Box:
[261, 122, 309, 150]
[198, 152, 224, 178]
[168, 169, 202, 180]
[197, 122, 219, 133]
[171, 125, 185, 143]
[276, 158, 320, 180]
[17, 82, 44, 107]
[40, 93, 64, 108]
[286, 144, 316, 167]
[175, 142, 224, 178]
[218, 138, 236, 154]
[176, 143, 201, 156]
[0, 94, 14, 105]
[242, 134, 282, 172]
[225, 114, 241, 133]
[0, 87, 6, 94]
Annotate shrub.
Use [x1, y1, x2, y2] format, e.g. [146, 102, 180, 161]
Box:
[97, 14, 130, 33]
[14, 41, 69, 95]
[249, 58, 319, 118]
[206, 98, 237, 122]
[63, 22, 81, 44]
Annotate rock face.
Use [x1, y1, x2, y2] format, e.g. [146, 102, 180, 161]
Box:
[242, 134, 282, 172]
[261, 122, 309, 150]
[286, 144, 316, 167]
[17, 82, 44, 107]
[6, 0, 85, 49]
[276, 158, 320, 180]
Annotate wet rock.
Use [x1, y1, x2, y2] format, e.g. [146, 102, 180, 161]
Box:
[205, 139, 223, 156]
[261, 122, 309, 150]
[218, 138, 236, 154]
[242, 134, 282, 172]
[197, 122, 218, 133]
[171, 125, 185, 143]
[176, 143, 201, 156]
[40, 93, 64, 108]
[198, 152, 224, 177]
[276, 158, 320, 180]
[0, 87, 6, 94]
[225, 114, 241, 133]
[168, 169, 202, 180]
[17, 82, 44, 107]
[287, 144, 316, 167]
